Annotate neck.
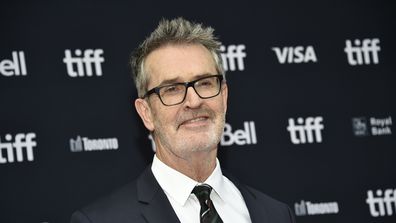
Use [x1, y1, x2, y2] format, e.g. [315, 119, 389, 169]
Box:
[155, 145, 218, 182]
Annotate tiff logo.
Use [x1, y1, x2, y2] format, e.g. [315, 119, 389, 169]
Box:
[287, 117, 324, 144]
[366, 189, 396, 217]
[63, 49, 105, 77]
[220, 44, 246, 71]
[344, 38, 380, 65]
[272, 46, 317, 64]
[0, 133, 37, 164]
[0, 51, 27, 77]
[221, 121, 257, 146]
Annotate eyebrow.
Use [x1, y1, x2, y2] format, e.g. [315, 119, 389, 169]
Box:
[158, 77, 180, 86]
[158, 73, 216, 86]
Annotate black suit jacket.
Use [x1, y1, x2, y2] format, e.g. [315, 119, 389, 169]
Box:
[71, 166, 296, 223]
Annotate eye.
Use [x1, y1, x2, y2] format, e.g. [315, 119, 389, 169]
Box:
[197, 79, 215, 88]
[160, 84, 184, 95]
[164, 86, 177, 92]
[202, 80, 213, 86]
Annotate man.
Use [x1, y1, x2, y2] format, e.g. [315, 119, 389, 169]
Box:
[71, 17, 296, 223]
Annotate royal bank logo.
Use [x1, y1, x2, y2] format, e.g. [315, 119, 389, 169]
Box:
[344, 38, 380, 65]
[0, 133, 37, 164]
[294, 200, 339, 216]
[220, 44, 246, 71]
[366, 188, 396, 217]
[0, 51, 27, 77]
[272, 45, 317, 64]
[287, 117, 324, 144]
[352, 117, 369, 136]
[352, 116, 392, 137]
[63, 49, 105, 77]
[221, 121, 257, 146]
[69, 136, 118, 152]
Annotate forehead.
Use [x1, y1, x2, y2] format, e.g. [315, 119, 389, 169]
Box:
[144, 43, 217, 88]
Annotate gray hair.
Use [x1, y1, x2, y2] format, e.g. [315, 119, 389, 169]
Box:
[130, 17, 225, 97]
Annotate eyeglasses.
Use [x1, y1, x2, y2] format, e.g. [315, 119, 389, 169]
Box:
[142, 74, 224, 106]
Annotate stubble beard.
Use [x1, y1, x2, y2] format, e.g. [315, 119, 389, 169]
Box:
[153, 109, 226, 160]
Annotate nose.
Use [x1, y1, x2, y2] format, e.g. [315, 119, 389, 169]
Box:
[183, 86, 203, 108]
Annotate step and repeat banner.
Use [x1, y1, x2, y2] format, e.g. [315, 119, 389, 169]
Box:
[1, 1, 395, 223]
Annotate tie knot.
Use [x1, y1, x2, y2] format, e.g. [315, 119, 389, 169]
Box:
[192, 184, 212, 202]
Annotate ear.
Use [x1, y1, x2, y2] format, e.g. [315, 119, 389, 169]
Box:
[221, 83, 228, 114]
[134, 98, 155, 131]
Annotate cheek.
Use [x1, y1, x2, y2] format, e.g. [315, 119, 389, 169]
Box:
[212, 98, 226, 114]
[155, 107, 179, 129]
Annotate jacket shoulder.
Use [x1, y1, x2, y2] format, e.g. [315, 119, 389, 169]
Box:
[244, 185, 286, 207]
[71, 181, 141, 223]
[241, 185, 296, 223]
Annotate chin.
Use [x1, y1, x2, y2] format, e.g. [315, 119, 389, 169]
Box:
[181, 133, 220, 152]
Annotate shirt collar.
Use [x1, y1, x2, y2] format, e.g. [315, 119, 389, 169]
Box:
[202, 158, 225, 202]
[151, 155, 225, 206]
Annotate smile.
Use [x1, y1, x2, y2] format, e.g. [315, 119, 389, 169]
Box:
[179, 116, 210, 129]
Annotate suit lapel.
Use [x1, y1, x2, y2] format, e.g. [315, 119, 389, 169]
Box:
[238, 185, 270, 223]
[223, 171, 269, 223]
[137, 167, 180, 223]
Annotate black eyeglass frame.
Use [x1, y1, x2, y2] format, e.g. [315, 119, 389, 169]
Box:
[142, 74, 224, 106]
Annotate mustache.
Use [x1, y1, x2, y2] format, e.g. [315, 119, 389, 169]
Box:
[176, 108, 215, 127]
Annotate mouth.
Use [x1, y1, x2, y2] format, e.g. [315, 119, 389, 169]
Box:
[178, 116, 210, 129]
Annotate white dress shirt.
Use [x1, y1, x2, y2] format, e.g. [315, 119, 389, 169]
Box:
[151, 155, 252, 223]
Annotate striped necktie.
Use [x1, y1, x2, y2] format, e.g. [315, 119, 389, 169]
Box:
[192, 184, 223, 223]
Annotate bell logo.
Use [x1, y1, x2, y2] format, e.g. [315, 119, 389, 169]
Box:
[344, 38, 380, 65]
[220, 44, 246, 71]
[221, 121, 257, 146]
[287, 117, 324, 144]
[148, 134, 156, 152]
[0, 51, 27, 77]
[148, 121, 257, 150]
[272, 46, 317, 64]
[366, 189, 396, 217]
[0, 133, 37, 164]
[63, 49, 105, 77]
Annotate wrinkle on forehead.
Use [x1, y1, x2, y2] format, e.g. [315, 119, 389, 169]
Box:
[144, 43, 217, 89]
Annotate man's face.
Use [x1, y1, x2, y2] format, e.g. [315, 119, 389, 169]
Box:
[135, 43, 228, 159]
